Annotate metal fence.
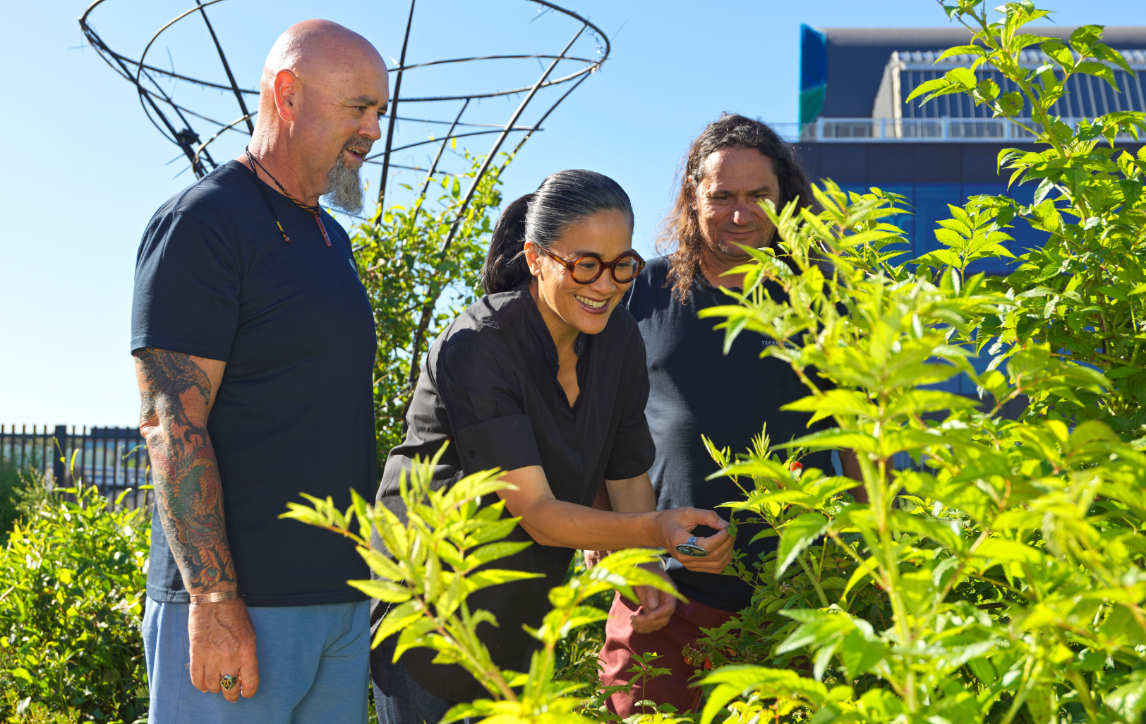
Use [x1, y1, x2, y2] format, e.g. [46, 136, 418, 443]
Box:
[0, 424, 153, 509]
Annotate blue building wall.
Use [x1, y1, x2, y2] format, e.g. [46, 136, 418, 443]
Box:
[797, 140, 1142, 395]
[834, 179, 1041, 277]
[834, 180, 1039, 395]
[794, 142, 1049, 396]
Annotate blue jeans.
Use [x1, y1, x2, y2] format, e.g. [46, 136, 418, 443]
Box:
[143, 597, 370, 724]
[372, 634, 472, 724]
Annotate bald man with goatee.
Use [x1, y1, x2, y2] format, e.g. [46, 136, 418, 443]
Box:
[131, 20, 387, 722]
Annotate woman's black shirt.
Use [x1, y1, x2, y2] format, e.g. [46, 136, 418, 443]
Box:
[371, 282, 655, 702]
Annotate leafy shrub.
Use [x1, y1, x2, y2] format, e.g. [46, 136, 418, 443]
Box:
[2, 687, 80, 723]
[685, 3, 1146, 722]
[2, 689, 80, 724]
[553, 553, 612, 690]
[285, 446, 680, 723]
[0, 479, 149, 723]
[0, 455, 35, 536]
[351, 153, 505, 457]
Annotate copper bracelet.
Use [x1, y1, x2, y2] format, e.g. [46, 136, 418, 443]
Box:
[188, 591, 241, 604]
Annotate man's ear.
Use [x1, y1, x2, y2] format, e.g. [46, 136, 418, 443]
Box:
[273, 69, 300, 122]
[523, 241, 542, 277]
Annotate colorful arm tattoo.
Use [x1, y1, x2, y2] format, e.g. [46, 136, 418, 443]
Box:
[135, 348, 235, 593]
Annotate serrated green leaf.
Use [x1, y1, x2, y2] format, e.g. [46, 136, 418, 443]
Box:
[350, 578, 413, 604]
[946, 67, 978, 89]
[775, 513, 828, 579]
[975, 537, 1044, 564]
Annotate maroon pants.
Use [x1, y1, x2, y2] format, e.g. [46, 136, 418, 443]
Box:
[597, 591, 736, 716]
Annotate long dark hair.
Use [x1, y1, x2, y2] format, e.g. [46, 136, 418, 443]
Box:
[657, 113, 814, 303]
[482, 169, 634, 294]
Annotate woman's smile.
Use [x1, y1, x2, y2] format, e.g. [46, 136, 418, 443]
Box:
[574, 294, 609, 313]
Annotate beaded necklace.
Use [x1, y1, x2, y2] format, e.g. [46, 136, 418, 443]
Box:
[244, 147, 332, 247]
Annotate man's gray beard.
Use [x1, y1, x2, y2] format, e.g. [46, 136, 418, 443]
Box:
[322, 154, 364, 214]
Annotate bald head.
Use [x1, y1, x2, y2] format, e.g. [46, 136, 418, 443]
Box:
[248, 20, 388, 211]
[261, 20, 386, 97]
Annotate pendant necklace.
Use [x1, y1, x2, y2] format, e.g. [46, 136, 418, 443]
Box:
[244, 147, 331, 247]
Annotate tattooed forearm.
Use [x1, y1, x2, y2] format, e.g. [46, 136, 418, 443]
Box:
[135, 348, 235, 593]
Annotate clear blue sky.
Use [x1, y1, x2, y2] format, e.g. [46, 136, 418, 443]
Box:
[2, 0, 1144, 427]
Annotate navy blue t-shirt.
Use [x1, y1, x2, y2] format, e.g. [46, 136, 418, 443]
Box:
[131, 160, 378, 607]
[622, 256, 835, 612]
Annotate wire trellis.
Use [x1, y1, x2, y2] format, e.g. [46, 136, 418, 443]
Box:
[78, 0, 611, 225]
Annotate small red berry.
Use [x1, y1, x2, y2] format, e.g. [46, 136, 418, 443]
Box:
[704, 657, 713, 670]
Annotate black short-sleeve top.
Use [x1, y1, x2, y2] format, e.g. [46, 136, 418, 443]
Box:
[130, 160, 378, 607]
[622, 256, 836, 612]
[372, 282, 654, 702]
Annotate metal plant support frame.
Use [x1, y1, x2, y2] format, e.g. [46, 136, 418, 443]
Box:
[79, 0, 609, 417]
[77, 0, 610, 212]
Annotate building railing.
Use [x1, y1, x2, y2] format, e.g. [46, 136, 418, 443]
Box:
[1, 424, 153, 509]
[783, 117, 1141, 143]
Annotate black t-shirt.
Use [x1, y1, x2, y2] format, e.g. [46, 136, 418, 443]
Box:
[373, 283, 654, 702]
[131, 160, 378, 607]
[622, 256, 835, 612]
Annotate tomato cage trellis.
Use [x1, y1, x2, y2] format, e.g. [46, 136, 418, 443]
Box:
[77, 0, 611, 229]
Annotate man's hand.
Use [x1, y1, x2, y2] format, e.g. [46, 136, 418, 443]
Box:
[630, 564, 677, 634]
[656, 507, 736, 573]
[189, 599, 259, 702]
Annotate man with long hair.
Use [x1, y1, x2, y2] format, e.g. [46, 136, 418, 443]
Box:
[593, 113, 861, 716]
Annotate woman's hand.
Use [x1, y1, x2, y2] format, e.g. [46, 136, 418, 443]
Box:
[656, 507, 735, 573]
[630, 563, 678, 634]
[583, 549, 610, 568]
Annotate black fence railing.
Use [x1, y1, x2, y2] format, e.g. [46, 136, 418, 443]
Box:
[0, 424, 153, 509]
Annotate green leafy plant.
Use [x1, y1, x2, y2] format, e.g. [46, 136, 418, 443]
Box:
[353, 153, 506, 457]
[2, 689, 80, 724]
[0, 451, 46, 536]
[688, 4, 1146, 723]
[910, 0, 1146, 433]
[0, 458, 29, 537]
[284, 445, 681, 723]
[552, 554, 613, 692]
[682, 431, 888, 690]
[0, 477, 150, 723]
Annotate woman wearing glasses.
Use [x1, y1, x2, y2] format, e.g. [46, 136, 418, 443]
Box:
[371, 170, 735, 722]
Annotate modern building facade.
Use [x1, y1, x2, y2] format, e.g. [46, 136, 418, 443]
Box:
[791, 25, 1146, 395]
[794, 25, 1146, 273]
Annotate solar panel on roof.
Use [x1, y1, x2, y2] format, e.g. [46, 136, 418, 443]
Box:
[883, 49, 1146, 119]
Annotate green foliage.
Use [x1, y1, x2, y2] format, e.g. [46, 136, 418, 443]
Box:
[0, 455, 32, 536]
[683, 434, 888, 692]
[353, 153, 506, 457]
[908, 2, 1146, 434]
[553, 554, 612, 691]
[0, 478, 150, 723]
[688, 4, 1146, 723]
[2, 689, 80, 724]
[285, 445, 681, 723]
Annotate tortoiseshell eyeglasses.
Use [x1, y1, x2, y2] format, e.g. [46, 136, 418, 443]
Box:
[536, 246, 646, 285]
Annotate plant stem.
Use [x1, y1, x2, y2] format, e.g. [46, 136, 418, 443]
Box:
[1000, 659, 1042, 724]
[412, 596, 518, 702]
[797, 553, 831, 608]
[1065, 656, 1099, 721]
